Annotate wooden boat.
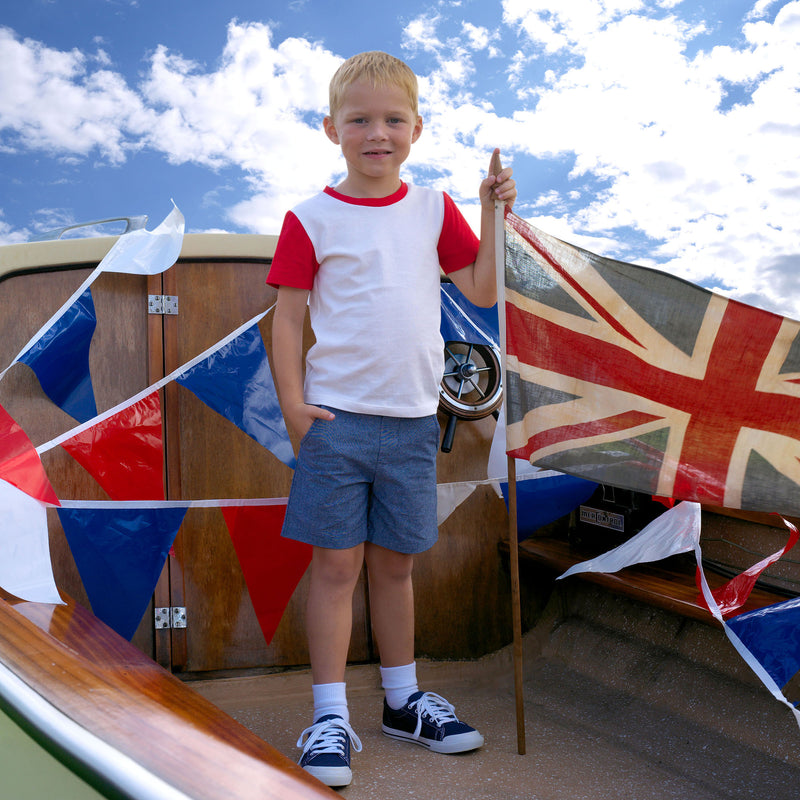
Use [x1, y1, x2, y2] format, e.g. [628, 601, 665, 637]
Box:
[2, 221, 800, 798]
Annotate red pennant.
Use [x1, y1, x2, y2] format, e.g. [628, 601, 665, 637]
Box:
[0, 402, 59, 505]
[698, 516, 799, 617]
[221, 503, 312, 645]
[61, 392, 165, 500]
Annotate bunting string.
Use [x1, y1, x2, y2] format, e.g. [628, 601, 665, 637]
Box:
[36, 306, 272, 455]
[0, 204, 184, 384]
[57, 497, 289, 509]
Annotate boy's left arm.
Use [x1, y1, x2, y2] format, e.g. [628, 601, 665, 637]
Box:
[449, 148, 517, 308]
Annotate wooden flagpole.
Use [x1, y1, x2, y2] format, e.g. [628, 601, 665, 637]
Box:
[491, 150, 526, 755]
[508, 454, 526, 754]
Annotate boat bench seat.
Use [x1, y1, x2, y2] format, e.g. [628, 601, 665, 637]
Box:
[507, 535, 788, 625]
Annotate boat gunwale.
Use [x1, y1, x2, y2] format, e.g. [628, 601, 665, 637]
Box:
[0, 233, 278, 282]
[0, 591, 337, 800]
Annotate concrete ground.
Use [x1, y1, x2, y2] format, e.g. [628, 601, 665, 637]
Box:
[190, 582, 800, 800]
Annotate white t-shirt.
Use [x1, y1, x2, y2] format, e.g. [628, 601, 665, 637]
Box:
[268, 182, 479, 417]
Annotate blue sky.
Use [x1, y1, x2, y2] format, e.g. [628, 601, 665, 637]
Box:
[2, 0, 799, 315]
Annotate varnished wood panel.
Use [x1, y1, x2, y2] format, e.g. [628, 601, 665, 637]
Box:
[414, 482, 513, 658]
[0, 257, 521, 672]
[411, 411, 515, 659]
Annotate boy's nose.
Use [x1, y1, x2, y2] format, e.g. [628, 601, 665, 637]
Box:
[366, 123, 388, 140]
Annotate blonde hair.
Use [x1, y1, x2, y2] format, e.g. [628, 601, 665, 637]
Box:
[329, 51, 419, 118]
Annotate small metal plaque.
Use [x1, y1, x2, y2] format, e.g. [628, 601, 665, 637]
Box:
[579, 505, 625, 533]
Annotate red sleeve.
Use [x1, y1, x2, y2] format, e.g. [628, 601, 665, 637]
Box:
[437, 192, 480, 275]
[266, 211, 318, 289]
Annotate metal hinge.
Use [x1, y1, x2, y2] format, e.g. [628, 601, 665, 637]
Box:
[154, 606, 187, 629]
[148, 294, 179, 315]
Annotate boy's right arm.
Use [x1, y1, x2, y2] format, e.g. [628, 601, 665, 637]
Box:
[272, 285, 335, 441]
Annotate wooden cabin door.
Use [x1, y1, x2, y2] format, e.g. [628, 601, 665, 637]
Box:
[0, 255, 369, 675]
[150, 259, 370, 674]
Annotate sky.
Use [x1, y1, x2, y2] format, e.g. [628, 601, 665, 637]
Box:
[1, 0, 799, 316]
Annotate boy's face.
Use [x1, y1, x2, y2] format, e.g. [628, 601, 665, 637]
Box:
[323, 79, 423, 195]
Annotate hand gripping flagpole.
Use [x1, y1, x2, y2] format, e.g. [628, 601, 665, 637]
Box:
[491, 149, 526, 755]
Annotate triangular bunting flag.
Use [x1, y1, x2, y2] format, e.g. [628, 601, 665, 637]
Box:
[57, 505, 187, 639]
[61, 391, 165, 500]
[221, 503, 311, 645]
[437, 481, 478, 526]
[0, 479, 63, 604]
[440, 283, 499, 349]
[18, 287, 98, 423]
[99, 203, 185, 276]
[557, 501, 700, 580]
[727, 597, 800, 689]
[0, 402, 59, 505]
[176, 324, 296, 469]
[700, 518, 799, 617]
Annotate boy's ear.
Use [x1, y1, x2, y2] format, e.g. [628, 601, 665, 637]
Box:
[323, 115, 340, 145]
[411, 115, 423, 144]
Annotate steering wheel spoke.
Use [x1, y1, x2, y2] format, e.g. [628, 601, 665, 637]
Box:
[438, 341, 502, 421]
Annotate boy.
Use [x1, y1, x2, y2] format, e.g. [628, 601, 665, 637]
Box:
[268, 51, 516, 787]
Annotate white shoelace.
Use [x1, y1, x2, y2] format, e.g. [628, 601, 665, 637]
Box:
[297, 717, 363, 758]
[407, 692, 460, 739]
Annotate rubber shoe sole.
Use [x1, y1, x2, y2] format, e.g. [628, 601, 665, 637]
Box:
[382, 723, 484, 754]
[302, 763, 353, 787]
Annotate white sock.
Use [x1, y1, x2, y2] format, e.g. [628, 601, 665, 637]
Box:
[312, 682, 349, 723]
[380, 662, 418, 710]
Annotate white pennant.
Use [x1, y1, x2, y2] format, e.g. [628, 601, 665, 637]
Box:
[0, 479, 63, 604]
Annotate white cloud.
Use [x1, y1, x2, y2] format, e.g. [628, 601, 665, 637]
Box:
[0, 27, 152, 163]
[1, 4, 798, 318]
[139, 22, 344, 230]
[0, 211, 29, 245]
[502, 0, 648, 53]
[746, 0, 784, 20]
[492, 0, 800, 316]
[0, 22, 344, 233]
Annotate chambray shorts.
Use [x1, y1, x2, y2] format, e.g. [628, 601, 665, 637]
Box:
[281, 408, 440, 554]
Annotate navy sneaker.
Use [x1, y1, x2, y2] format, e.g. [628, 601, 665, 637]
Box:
[382, 691, 484, 754]
[296, 714, 362, 787]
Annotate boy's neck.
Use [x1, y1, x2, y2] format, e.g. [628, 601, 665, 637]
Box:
[333, 173, 403, 199]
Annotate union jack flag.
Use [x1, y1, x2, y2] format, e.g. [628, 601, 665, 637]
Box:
[503, 211, 800, 515]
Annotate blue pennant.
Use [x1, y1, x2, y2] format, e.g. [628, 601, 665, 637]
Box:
[440, 283, 499, 347]
[176, 323, 296, 469]
[727, 596, 800, 689]
[499, 473, 598, 541]
[57, 506, 187, 640]
[19, 287, 98, 423]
